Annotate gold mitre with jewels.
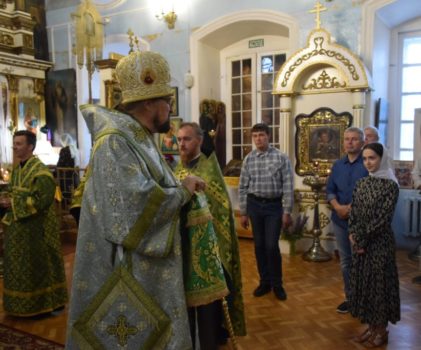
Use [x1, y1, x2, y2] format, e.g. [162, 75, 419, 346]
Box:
[115, 51, 173, 104]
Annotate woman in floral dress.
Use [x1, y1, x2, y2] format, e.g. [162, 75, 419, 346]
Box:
[348, 142, 400, 348]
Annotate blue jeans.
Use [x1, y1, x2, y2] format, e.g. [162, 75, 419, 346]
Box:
[332, 221, 352, 300]
[247, 197, 283, 288]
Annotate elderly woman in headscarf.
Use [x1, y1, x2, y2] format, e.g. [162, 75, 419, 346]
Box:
[348, 142, 400, 348]
[57, 133, 79, 167]
[57, 133, 80, 208]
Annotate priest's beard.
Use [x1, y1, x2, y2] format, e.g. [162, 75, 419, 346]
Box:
[179, 152, 189, 165]
[154, 115, 171, 133]
[179, 151, 199, 166]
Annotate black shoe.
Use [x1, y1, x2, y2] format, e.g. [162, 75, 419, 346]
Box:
[336, 301, 349, 314]
[253, 284, 271, 297]
[51, 305, 65, 316]
[27, 312, 52, 320]
[217, 327, 229, 345]
[273, 286, 287, 301]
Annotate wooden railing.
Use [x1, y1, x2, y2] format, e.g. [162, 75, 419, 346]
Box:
[54, 167, 85, 213]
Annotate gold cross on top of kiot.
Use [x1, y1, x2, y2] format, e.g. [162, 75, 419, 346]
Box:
[309, 1, 327, 30]
[127, 28, 135, 53]
[127, 28, 141, 53]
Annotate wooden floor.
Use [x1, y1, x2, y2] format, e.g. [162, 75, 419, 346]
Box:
[0, 239, 420, 350]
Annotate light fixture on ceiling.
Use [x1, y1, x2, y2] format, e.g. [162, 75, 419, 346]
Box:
[156, 9, 177, 30]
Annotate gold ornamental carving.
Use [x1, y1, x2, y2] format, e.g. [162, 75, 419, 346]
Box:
[33, 78, 45, 102]
[303, 70, 346, 90]
[104, 75, 122, 109]
[0, 32, 13, 46]
[5, 74, 18, 92]
[298, 203, 315, 212]
[295, 191, 331, 231]
[23, 34, 33, 48]
[295, 188, 327, 204]
[11, 15, 35, 32]
[5, 74, 18, 130]
[0, 12, 34, 32]
[318, 212, 330, 230]
[281, 36, 359, 88]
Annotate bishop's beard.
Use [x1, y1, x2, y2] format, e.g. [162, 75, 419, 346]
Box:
[155, 116, 171, 133]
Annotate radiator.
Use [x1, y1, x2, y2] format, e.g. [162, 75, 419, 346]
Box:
[404, 197, 421, 237]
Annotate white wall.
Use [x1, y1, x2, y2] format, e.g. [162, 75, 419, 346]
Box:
[370, 14, 391, 129]
[197, 42, 221, 106]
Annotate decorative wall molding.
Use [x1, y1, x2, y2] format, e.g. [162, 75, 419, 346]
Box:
[0, 32, 13, 45]
[274, 28, 372, 95]
[0, 54, 52, 74]
[93, 0, 126, 10]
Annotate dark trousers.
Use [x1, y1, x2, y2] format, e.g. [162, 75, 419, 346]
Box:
[332, 221, 352, 300]
[247, 196, 283, 288]
[188, 300, 223, 350]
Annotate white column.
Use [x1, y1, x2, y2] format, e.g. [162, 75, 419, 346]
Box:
[279, 94, 292, 154]
[352, 90, 366, 128]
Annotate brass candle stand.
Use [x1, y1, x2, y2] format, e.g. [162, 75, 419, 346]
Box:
[302, 173, 332, 262]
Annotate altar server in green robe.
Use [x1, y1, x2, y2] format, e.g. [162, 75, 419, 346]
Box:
[175, 122, 246, 349]
[1, 130, 68, 317]
[65, 51, 205, 349]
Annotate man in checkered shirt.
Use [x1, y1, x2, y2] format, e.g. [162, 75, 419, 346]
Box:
[239, 123, 294, 301]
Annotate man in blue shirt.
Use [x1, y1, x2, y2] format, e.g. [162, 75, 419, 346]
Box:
[326, 127, 368, 313]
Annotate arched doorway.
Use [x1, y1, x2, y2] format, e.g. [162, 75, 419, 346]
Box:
[190, 10, 299, 161]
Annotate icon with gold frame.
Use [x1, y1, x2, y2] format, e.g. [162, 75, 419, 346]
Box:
[295, 107, 352, 176]
[170, 87, 179, 116]
[160, 117, 182, 155]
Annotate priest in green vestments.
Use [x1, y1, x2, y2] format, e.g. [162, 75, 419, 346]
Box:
[65, 51, 205, 350]
[0, 130, 68, 317]
[175, 122, 246, 349]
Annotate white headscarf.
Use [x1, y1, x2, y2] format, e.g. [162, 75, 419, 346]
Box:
[364, 142, 398, 185]
[60, 133, 80, 166]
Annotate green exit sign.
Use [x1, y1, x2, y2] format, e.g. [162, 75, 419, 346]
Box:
[249, 39, 264, 48]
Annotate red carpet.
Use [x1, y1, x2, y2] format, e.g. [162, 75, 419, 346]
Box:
[0, 324, 64, 349]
